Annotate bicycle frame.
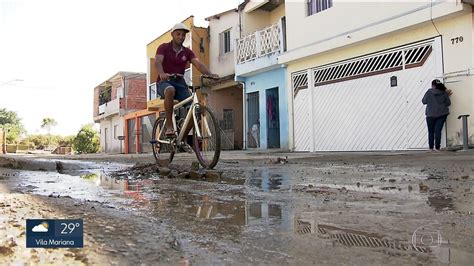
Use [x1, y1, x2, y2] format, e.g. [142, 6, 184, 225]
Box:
[157, 90, 211, 147]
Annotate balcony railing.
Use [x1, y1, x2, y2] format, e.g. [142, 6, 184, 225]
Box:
[236, 22, 283, 65]
[96, 98, 120, 119]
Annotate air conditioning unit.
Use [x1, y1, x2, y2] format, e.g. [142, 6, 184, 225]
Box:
[117, 87, 124, 99]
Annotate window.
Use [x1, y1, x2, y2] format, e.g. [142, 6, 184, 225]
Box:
[307, 0, 333, 16]
[113, 125, 118, 139]
[220, 29, 232, 55]
[222, 109, 234, 130]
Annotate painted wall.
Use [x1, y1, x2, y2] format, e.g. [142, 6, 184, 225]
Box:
[280, 1, 467, 63]
[100, 114, 124, 154]
[208, 10, 239, 77]
[241, 2, 285, 36]
[286, 12, 474, 149]
[206, 85, 244, 149]
[244, 67, 288, 149]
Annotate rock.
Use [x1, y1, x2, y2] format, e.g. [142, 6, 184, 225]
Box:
[189, 170, 204, 179]
[176, 172, 189, 179]
[205, 170, 222, 181]
[159, 168, 171, 176]
[408, 185, 413, 192]
[380, 186, 397, 190]
[419, 182, 429, 193]
[191, 162, 200, 171]
[169, 170, 179, 178]
[461, 176, 469, 180]
[389, 179, 396, 183]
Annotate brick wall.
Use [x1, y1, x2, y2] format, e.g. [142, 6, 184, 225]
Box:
[124, 76, 147, 110]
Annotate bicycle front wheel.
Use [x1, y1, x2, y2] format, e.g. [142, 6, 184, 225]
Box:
[193, 105, 221, 169]
[151, 117, 175, 166]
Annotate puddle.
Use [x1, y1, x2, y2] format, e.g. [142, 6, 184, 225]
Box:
[427, 190, 454, 212]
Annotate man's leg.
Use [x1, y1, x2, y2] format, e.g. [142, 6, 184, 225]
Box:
[164, 86, 176, 134]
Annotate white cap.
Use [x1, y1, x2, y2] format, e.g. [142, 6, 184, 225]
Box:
[171, 23, 190, 33]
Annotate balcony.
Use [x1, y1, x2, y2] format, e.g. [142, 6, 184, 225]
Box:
[235, 21, 285, 77]
[94, 98, 121, 122]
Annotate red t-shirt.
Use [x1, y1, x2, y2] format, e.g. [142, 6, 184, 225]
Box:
[156, 42, 196, 82]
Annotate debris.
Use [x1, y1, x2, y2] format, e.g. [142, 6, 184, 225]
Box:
[388, 179, 396, 183]
[205, 170, 222, 181]
[159, 168, 171, 176]
[461, 176, 469, 180]
[267, 156, 288, 164]
[419, 182, 429, 193]
[380, 186, 397, 190]
[189, 170, 204, 179]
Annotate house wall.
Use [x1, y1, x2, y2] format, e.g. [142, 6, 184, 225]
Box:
[99, 114, 124, 154]
[243, 67, 288, 149]
[206, 85, 244, 149]
[286, 11, 474, 149]
[191, 26, 210, 86]
[208, 10, 239, 77]
[283, 0, 464, 53]
[124, 76, 147, 111]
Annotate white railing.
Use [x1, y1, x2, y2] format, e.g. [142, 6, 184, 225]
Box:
[236, 22, 282, 64]
[98, 98, 120, 117]
[98, 103, 106, 115]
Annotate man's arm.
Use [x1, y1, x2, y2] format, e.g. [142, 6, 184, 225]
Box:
[190, 58, 216, 77]
[155, 54, 169, 81]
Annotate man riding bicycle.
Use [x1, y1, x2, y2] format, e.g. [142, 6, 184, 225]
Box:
[155, 22, 218, 136]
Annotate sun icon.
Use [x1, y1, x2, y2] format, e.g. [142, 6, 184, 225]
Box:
[41, 222, 49, 229]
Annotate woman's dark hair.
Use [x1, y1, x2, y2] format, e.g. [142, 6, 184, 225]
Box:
[435, 82, 447, 91]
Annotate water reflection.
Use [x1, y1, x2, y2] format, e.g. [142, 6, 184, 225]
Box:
[293, 216, 458, 263]
[248, 169, 289, 191]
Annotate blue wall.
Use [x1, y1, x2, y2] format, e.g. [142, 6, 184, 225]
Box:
[240, 67, 288, 150]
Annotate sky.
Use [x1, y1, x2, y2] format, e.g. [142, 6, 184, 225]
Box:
[0, 0, 240, 136]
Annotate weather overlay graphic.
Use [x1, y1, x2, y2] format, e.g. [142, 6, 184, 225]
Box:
[26, 219, 83, 248]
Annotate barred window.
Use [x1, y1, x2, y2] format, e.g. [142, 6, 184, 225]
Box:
[308, 0, 333, 16]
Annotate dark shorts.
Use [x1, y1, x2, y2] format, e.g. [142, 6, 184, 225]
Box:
[157, 79, 191, 102]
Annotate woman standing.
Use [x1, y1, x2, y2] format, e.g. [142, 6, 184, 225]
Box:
[422, 79, 452, 151]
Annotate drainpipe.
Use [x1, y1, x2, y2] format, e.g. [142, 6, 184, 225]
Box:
[236, 80, 246, 150]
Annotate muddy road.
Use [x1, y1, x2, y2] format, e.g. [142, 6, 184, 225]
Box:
[1, 151, 473, 265]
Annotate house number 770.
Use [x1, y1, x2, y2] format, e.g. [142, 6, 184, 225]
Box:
[451, 36, 463, 44]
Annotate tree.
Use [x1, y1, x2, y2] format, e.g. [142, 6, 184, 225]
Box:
[73, 124, 100, 154]
[41, 118, 57, 135]
[0, 108, 25, 143]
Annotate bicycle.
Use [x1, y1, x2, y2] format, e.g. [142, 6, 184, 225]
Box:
[150, 74, 221, 169]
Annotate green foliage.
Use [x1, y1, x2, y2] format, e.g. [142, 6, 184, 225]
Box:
[0, 108, 25, 143]
[21, 134, 76, 150]
[73, 124, 100, 154]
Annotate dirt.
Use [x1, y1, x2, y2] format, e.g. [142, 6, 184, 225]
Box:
[1, 150, 473, 265]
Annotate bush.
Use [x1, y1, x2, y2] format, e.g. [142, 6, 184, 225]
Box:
[73, 124, 100, 154]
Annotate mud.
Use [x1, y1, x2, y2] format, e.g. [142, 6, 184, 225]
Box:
[1, 151, 473, 265]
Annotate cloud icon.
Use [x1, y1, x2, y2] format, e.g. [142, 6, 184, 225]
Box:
[32, 222, 49, 232]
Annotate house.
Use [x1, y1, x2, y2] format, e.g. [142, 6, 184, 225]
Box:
[93, 72, 147, 153]
[235, 0, 289, 150]
[280, 0, 474, 151]
[123, 16, 210, 154]
[205, 8, 244, 150]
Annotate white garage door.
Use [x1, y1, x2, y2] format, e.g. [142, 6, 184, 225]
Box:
[293, 38, 443, 151]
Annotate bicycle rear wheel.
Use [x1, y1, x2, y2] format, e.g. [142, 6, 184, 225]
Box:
[151, 117, 175, 166]
[192, 105, 221, 169]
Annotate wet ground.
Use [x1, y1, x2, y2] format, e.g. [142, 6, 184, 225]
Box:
[1, 151, 473, 265]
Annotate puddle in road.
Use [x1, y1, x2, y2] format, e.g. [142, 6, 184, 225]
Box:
[1, 165, 471, 264]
